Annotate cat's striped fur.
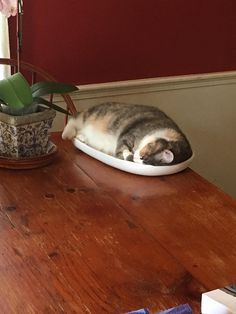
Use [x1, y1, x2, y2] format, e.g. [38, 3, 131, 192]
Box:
[62, 102, 192, 166]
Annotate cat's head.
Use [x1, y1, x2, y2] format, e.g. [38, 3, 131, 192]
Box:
[133, 137, 192, 166]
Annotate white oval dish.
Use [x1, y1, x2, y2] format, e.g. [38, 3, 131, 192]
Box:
[73, 138, 194, 176]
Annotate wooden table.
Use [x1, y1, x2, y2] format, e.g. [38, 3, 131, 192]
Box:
[0, 133, 235, 314]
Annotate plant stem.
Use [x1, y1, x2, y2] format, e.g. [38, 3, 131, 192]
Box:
[16, 0, 23, 72]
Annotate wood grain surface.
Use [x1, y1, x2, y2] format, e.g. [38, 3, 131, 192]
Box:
[0, 132, 235, 314]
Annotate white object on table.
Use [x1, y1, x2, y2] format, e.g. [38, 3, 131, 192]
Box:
[201, 289, 236, 314]
[73, 138, 194, 176]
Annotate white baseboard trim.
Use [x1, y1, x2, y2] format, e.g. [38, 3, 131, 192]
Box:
[55, 71, 236, 102]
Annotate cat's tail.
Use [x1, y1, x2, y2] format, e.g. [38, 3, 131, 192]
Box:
[62, 117, 78, 140]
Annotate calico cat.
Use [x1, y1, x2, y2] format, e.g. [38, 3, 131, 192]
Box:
[62, 102, 192, 166]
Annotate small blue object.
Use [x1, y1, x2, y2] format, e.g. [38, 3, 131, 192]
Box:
[158, 304, 193, 314]
[126, 309, 150, 314]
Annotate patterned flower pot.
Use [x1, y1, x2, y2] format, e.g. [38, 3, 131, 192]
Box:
[0, 107, 56, 158]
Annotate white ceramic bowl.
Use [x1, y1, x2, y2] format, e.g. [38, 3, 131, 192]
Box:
[73, 138, 194, 176]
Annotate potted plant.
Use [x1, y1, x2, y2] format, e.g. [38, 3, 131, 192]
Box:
[0, 72, 77, 159]
[0, 0, 78, 166]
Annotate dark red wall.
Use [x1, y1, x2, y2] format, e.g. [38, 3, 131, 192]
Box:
[9, 0, 236, 85]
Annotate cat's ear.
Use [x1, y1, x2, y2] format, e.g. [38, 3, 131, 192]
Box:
[157, 149, 174, 164]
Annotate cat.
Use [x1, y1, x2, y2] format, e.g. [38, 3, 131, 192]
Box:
[62, 102, 193, 166]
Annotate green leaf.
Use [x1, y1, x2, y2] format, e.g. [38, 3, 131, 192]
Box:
[31, 81, 78, 98]
[33, 97, 71, 115]
[0, 72, 33, 109]
[0, 98, 7, 106]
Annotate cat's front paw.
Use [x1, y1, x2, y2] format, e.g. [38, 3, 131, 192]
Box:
[122, 149, 133, 162]
[133, 151, 144, 164]
[125, 154, 133, 162]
